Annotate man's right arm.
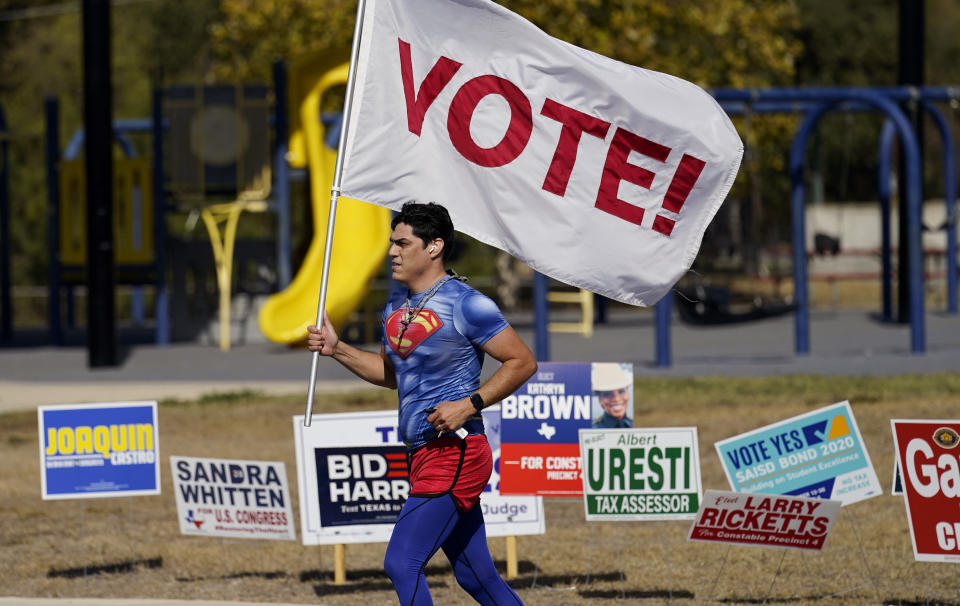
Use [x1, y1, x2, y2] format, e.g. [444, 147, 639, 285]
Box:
[307, 311, 397, 389]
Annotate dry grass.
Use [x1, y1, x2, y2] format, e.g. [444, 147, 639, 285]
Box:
[2, 377, 960, 605]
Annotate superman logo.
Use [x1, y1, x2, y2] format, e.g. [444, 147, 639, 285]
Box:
[386, 308, 443, 358]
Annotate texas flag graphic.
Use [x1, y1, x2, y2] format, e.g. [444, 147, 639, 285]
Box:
[385, 308, 443, 358]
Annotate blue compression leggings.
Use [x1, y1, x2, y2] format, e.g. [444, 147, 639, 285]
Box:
[384, 495, 524, 605]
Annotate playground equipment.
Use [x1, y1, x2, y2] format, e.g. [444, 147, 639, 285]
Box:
[531, 86, 958, 366]
[257, 58, 391, 344]
[45, 97, 167, 346]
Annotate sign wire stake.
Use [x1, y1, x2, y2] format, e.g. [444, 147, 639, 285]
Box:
[842, 506, 881, 602]
[760, 549, 787, 605]
[705, 544, 731, 602]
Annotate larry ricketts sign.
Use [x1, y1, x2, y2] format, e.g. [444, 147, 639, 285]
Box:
[714, 401, 880, 505]
[500, 362, 634, 496]
[688, 490, 841, 552]
[579, 427, 702, 521]
[170, 456, 295, 541]
[38, 401, 160, 499]
[339, 0, 742, 306]
[891, 420, 960, 563]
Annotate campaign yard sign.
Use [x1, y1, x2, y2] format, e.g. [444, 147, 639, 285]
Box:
[294, 409, 544, 545]
[314, 444, 409, 527]
[891, 420, 960, 563]
[38, 401, 160, 500]
[714, 401, 880, 506]
[500, 362, 634, 496]
[688, 490, 842, 552]
[170, 456, 295, 541]
[480, 406, 546, 535]
[579, 427, 702, 521]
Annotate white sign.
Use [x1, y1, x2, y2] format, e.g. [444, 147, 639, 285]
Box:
[340, 0, 743, 306]
[579, 427, 702, 521]
[688, 490, 842, 552]
[293, 408, 544, 545]
[170, 456, 295, 541]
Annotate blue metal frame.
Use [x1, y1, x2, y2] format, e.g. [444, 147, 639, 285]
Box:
[734, 89, 925, 354]
[273, 61, 292, 290]
[533, 271, 549, 361]
[877, 102, 958, 318]
[530, 86, 950, 363]
[45, 97, 62, 345]
[0, 101, 10, 343]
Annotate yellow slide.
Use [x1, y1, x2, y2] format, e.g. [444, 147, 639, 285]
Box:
[258, 60, 392, 344]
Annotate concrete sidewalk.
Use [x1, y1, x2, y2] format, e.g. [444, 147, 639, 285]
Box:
[0, 599, 311, 606]
[2, 308, 958, 413]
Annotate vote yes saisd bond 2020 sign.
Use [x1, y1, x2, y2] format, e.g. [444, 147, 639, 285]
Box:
[38, 401, 160, 500]
[891, 420, 960, 563]
[500, 362, 634, 496]
[579, 427, 702, 521]
[714, 401, 880, 505]
[687, 490, 842, 552]
[170, 456, 295, 541]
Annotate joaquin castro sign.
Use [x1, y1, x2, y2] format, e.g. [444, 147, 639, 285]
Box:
[688, 490, 841, 552]
[891, 419, 960, 562]
[500, 362, 633, 496]
[170, 456, 295, 541]
[293, 409, 543, 545]
[579, 427, 702, 521]
[38, 401, 160, 500]
[714, 401, 880, 506]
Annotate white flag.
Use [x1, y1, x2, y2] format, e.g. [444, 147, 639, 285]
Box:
[340, 0, 742, 306]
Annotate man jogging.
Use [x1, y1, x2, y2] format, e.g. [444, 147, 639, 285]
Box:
[307, 201, 536, 605]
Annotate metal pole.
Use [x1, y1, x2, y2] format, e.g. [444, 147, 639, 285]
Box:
[273, 61, 292, 289]
[897, 0, 924, 324]
[152, 89, 169, 345]
[45, 97, 63, 346]
[0, 102, 10, 343]
[533, 271, 549, 361]
[878, 120, 895, 321]
[655, 291, 672, 367]
[303, 0, 368, 426]
[82, 0, 117, 367]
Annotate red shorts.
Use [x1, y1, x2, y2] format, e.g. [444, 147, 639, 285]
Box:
[408, 434, 492, 512]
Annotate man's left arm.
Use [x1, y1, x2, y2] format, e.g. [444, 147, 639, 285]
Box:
[427, 327, 537, 433]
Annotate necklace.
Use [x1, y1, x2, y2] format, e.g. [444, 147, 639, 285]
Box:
[396, 272, 465, 345]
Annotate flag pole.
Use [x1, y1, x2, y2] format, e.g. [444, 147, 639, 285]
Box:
[303, 0, 369, 427]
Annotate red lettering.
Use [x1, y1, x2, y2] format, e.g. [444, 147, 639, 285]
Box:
[652, 153, 707, 236]
[540, 98, 610, 196]
[398, 38, 462, 136]
[595, 127, 671, 227]
[447, 75, 532, 167]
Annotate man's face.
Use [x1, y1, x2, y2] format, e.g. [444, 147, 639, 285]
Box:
[388, 223, 431, 286]
[598, 387, 629, 419]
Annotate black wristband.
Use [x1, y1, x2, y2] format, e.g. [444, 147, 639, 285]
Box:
[469, 393, 484, 412]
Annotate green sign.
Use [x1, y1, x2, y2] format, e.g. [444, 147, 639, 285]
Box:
[579, 427, 702, 521]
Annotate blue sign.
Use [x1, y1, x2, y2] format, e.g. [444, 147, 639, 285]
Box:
[38, 402, 161, 499]
[500, 362, 594, 444]
[714, 401, 880, 506]
[314, 445, 408, 526]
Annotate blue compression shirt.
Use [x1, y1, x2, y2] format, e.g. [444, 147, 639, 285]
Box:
[382, 277, 508, 449]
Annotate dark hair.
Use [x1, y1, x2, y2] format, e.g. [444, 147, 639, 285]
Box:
[391, 201, 456, 261]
